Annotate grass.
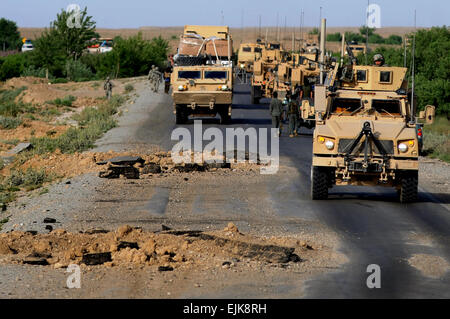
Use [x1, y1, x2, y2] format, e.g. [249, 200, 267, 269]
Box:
[423, 116, 450, 162]
[29, 95, 125, 154]
[0, 116, 23, 129]
[47, 95, 77, 107]
[0, 217, 9, 231]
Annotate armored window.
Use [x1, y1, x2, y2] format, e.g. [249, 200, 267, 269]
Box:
[357, 70, 367, 82]
[331, 98, 362, 115]
[178, 71, 201, 79]
[379, 71, 392, 83]
[254, 47, 262, 53]
[242, 47, 251, 52]
[270, 44, 280, 49]
[204, 71, 228, 79]
[372, 100, 401, 116]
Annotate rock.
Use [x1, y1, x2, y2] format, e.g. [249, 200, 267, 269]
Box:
[45, 225, 53, 232]
[22, 256, 49, 266]
[43, 217, 56, 223]
[158, 265, 174, 272]
[224, 222, 239, 233]
[5, 143, 32, 156]
[117, 241, 139, 250]
[117, 225, 133, 237]
[0, 241, 13, 255]
[81, 252, 112, 265]
[141, 239, 156, 255]
[161, 225, 172, 231]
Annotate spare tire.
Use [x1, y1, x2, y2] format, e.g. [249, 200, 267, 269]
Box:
[174, 55, 206, 66]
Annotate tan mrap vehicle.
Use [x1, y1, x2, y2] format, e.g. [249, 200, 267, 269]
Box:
[237, 43, 263, 73]
[171, 65, 233, 124]
[311, 63, 435, 203]
[172, 25, 233, 124]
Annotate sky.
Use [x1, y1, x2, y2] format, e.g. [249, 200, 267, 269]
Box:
[0, 0, 449, 28]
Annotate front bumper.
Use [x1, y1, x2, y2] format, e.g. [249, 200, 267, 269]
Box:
[172, 91, 232, 106]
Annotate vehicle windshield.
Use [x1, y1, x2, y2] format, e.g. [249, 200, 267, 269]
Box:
[242, 47, 251, 52]
[254, 47, 262, 53]
[372, 99, 402, 116]
[178, 71, 201, 79]
[331, 98, 362, 115]
[204, 71, 227, 79]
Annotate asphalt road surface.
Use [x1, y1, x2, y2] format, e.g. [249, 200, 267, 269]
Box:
[97, 82, 450, 298]
[2, 81, 449, 298]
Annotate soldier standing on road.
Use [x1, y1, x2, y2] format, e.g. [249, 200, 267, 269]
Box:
[288, 92, 300, 138]
[270, 91, 283, 137]
[104, 76, 113, 100]
[148, 65, 156, 88]
[152, 67, 162, 93]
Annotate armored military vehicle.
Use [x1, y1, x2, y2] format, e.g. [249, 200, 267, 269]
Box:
[171, 25, 233, 124]
[250, 42, 285, 104]
[310, 50, 435, 203]
[237, 42, 264, 73]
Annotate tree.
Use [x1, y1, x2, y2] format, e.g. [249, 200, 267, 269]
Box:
[30, 28, 66, 78]
[359, 26, 375, 37]
[52, 7, 98, 59]
[0, 18, 21, 51]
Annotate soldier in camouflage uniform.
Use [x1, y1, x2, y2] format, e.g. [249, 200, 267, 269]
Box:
[104, 76, 113, 100]
[148, 65, 156, 88]
[152, 67, 162, 93]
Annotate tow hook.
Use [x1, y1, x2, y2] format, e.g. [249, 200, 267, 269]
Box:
[379, 166, 388, 183]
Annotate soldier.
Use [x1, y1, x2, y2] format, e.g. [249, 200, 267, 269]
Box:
[373, 54, 385, 67]
[152, 67, 162, 93]
[288, 92, 300, 138]
[269, 91, 283, 137]
[104, 76, 113, 100]
[148, 65, 156, 88]
[163, 65, 172, 94]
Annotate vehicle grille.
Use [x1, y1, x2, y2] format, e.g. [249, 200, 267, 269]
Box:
[338, 139, 394, 155]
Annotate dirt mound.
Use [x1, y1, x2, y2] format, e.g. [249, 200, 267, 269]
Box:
[0, 225, 305, 269]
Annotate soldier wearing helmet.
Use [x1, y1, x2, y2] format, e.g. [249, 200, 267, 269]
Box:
[373, 54, 385, 67]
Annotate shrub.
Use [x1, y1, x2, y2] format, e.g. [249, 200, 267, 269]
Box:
[48, 95, 76, 107]
[64, 59, 94, 82]
[0, 116, 22, 129]
[5, 168, 50, 190]
[21, 65, 49, 78]
[124, 84, 134, 92]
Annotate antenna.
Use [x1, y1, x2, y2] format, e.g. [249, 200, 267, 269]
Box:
[220, 10, 224, 25]
[365, 0, 369, 65]
[410, 10, 416, 123]
[258, 15, 262, 38]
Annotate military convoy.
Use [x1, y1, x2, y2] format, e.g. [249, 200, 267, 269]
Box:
[310, 21, 435, 203]
[171, 25, 233, 124]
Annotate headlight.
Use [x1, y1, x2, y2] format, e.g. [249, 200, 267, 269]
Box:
[178, 85, 187, 91]
[325, 140, 335, 150]
[221, 85, 228, 91]
[240, 64, 245, 69]
[398, 143, 408, 153]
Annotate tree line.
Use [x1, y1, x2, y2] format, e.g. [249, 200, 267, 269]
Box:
[0, 8, 169, 82]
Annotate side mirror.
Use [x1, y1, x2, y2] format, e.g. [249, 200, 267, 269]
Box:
[419, 105, 435, 124]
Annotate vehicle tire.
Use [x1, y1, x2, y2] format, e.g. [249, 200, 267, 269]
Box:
[175, 105, 188, 124]
[251, 86, 260, 104]
[219, 106, 231, 124]
[399, 170, 418, 203]
[311, 166, 329, 200]
[174, 55, 205, 66]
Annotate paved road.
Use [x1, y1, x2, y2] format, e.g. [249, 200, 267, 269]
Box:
[5, 81, 447, 298]
[121, 82, 449, 298]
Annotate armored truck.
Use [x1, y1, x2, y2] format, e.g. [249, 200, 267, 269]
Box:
[310, 62, 435, 203]
[171, 25, 233, 124]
